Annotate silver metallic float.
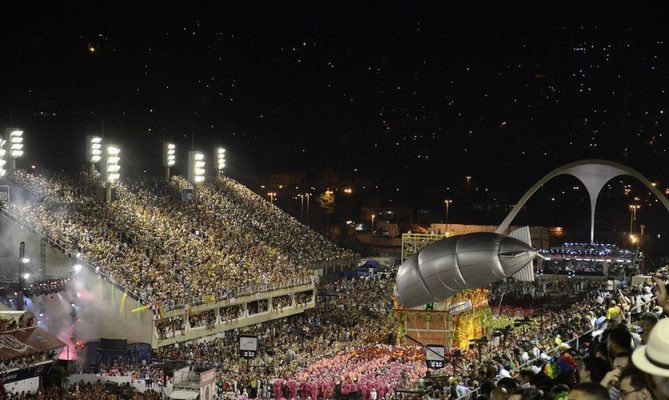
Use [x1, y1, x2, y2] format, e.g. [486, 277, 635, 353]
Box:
[395, 229, 538, 308]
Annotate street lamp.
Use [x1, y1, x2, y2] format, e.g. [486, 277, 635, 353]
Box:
[215, 147, 226, 176]
[371, 214, 376, 232]
[86, 135, 102, 176]
[267, 192, 276, 203]
[103, 145, 120, 203]
[444, 199, 453, 230]
[163, 143, 176, 181]
[630, 234, 638, 245]
[305, 193, 312, 222]
[8, 129, 23, 170]
[297, 194, 305, 220]
[629, 204, 640, 234]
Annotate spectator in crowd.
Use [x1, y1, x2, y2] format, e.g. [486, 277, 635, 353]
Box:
[569, 382, 611, 400]
[618, 366, 654, 400]
[631, 318, 669, 400]
[635, 313, 658, 345]
[578, 357, 611, 384]
[508, 388, 542, 400]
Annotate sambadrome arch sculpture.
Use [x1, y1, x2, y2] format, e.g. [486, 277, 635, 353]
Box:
[495, 159, 669, 243]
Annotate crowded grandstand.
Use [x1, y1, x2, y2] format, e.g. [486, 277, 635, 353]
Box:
[538, 243, 641, 277]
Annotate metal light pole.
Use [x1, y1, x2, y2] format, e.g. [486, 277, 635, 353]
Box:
[298, 194, 305, 220]
[104, 145, 121, 203]
[18, 241, 25, 311]
[629, 204, 640, 234]
[305, 193, 311, 222]
[163, 143, 176, 181]
[86, 136, 102, 177]
[444, 199, 452, 231]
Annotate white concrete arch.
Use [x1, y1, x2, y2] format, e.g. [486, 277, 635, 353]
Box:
[495, 159, 669, 243]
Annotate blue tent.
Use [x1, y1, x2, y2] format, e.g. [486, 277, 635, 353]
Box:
[362, 259, 383, 269]
[340, 268, 374, 279]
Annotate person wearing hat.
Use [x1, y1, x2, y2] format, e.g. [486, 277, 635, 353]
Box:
[607, 300, 624, 328]
[631, 318, 669, 400]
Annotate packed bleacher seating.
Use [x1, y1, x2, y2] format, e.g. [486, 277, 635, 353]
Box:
[537, 242, 639, 277]
[2, 381, 162, 399]
[5, 170, 357, 311]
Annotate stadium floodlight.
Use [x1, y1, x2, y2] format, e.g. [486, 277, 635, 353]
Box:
[163, 143, 176, 181]
[8, 129, 23, 170]
[215, 147, 226, 175]
[86, 135, 103, 176]
[0, 138, 7, 177]
[104, 145, 121, 183]
[103, 145, 120, 203]
[188, 151, 205, 185]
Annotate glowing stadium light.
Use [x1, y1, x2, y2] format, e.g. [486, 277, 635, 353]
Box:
[163, 142, 176, 181]
[86, 135, 103, 176]
[0, 138, 7, 177]
[104, 145, 121, 183]
[73, 264, 83, 272]
[23, 273, 30, 280]
[9, 129, 23, 159]
[163, 143, 176, 167]
[86, 135, 103, 163]
[215, 147, 226, 174]
[4, 129, 24, 170]
[188, 151, 206, 185]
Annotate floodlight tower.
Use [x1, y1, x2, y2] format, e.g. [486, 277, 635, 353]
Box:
[7, 129, 23, 170]
[85, 136, 103, 176]
[188, 151, 205, 198]
[103, 145, 121, 203]
[0, 138, 7, 178]
[163, 143, 176, 181]
[215, 147, 226, 177]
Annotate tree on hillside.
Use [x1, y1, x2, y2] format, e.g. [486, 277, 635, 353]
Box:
[317, 190, 336, 230]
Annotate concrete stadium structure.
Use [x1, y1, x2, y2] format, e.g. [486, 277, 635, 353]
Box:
[0, 204, 318, 349]
[495, 159, 669, 243]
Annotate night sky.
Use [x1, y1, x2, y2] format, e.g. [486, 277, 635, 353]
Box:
[2, 2, 669, 234]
